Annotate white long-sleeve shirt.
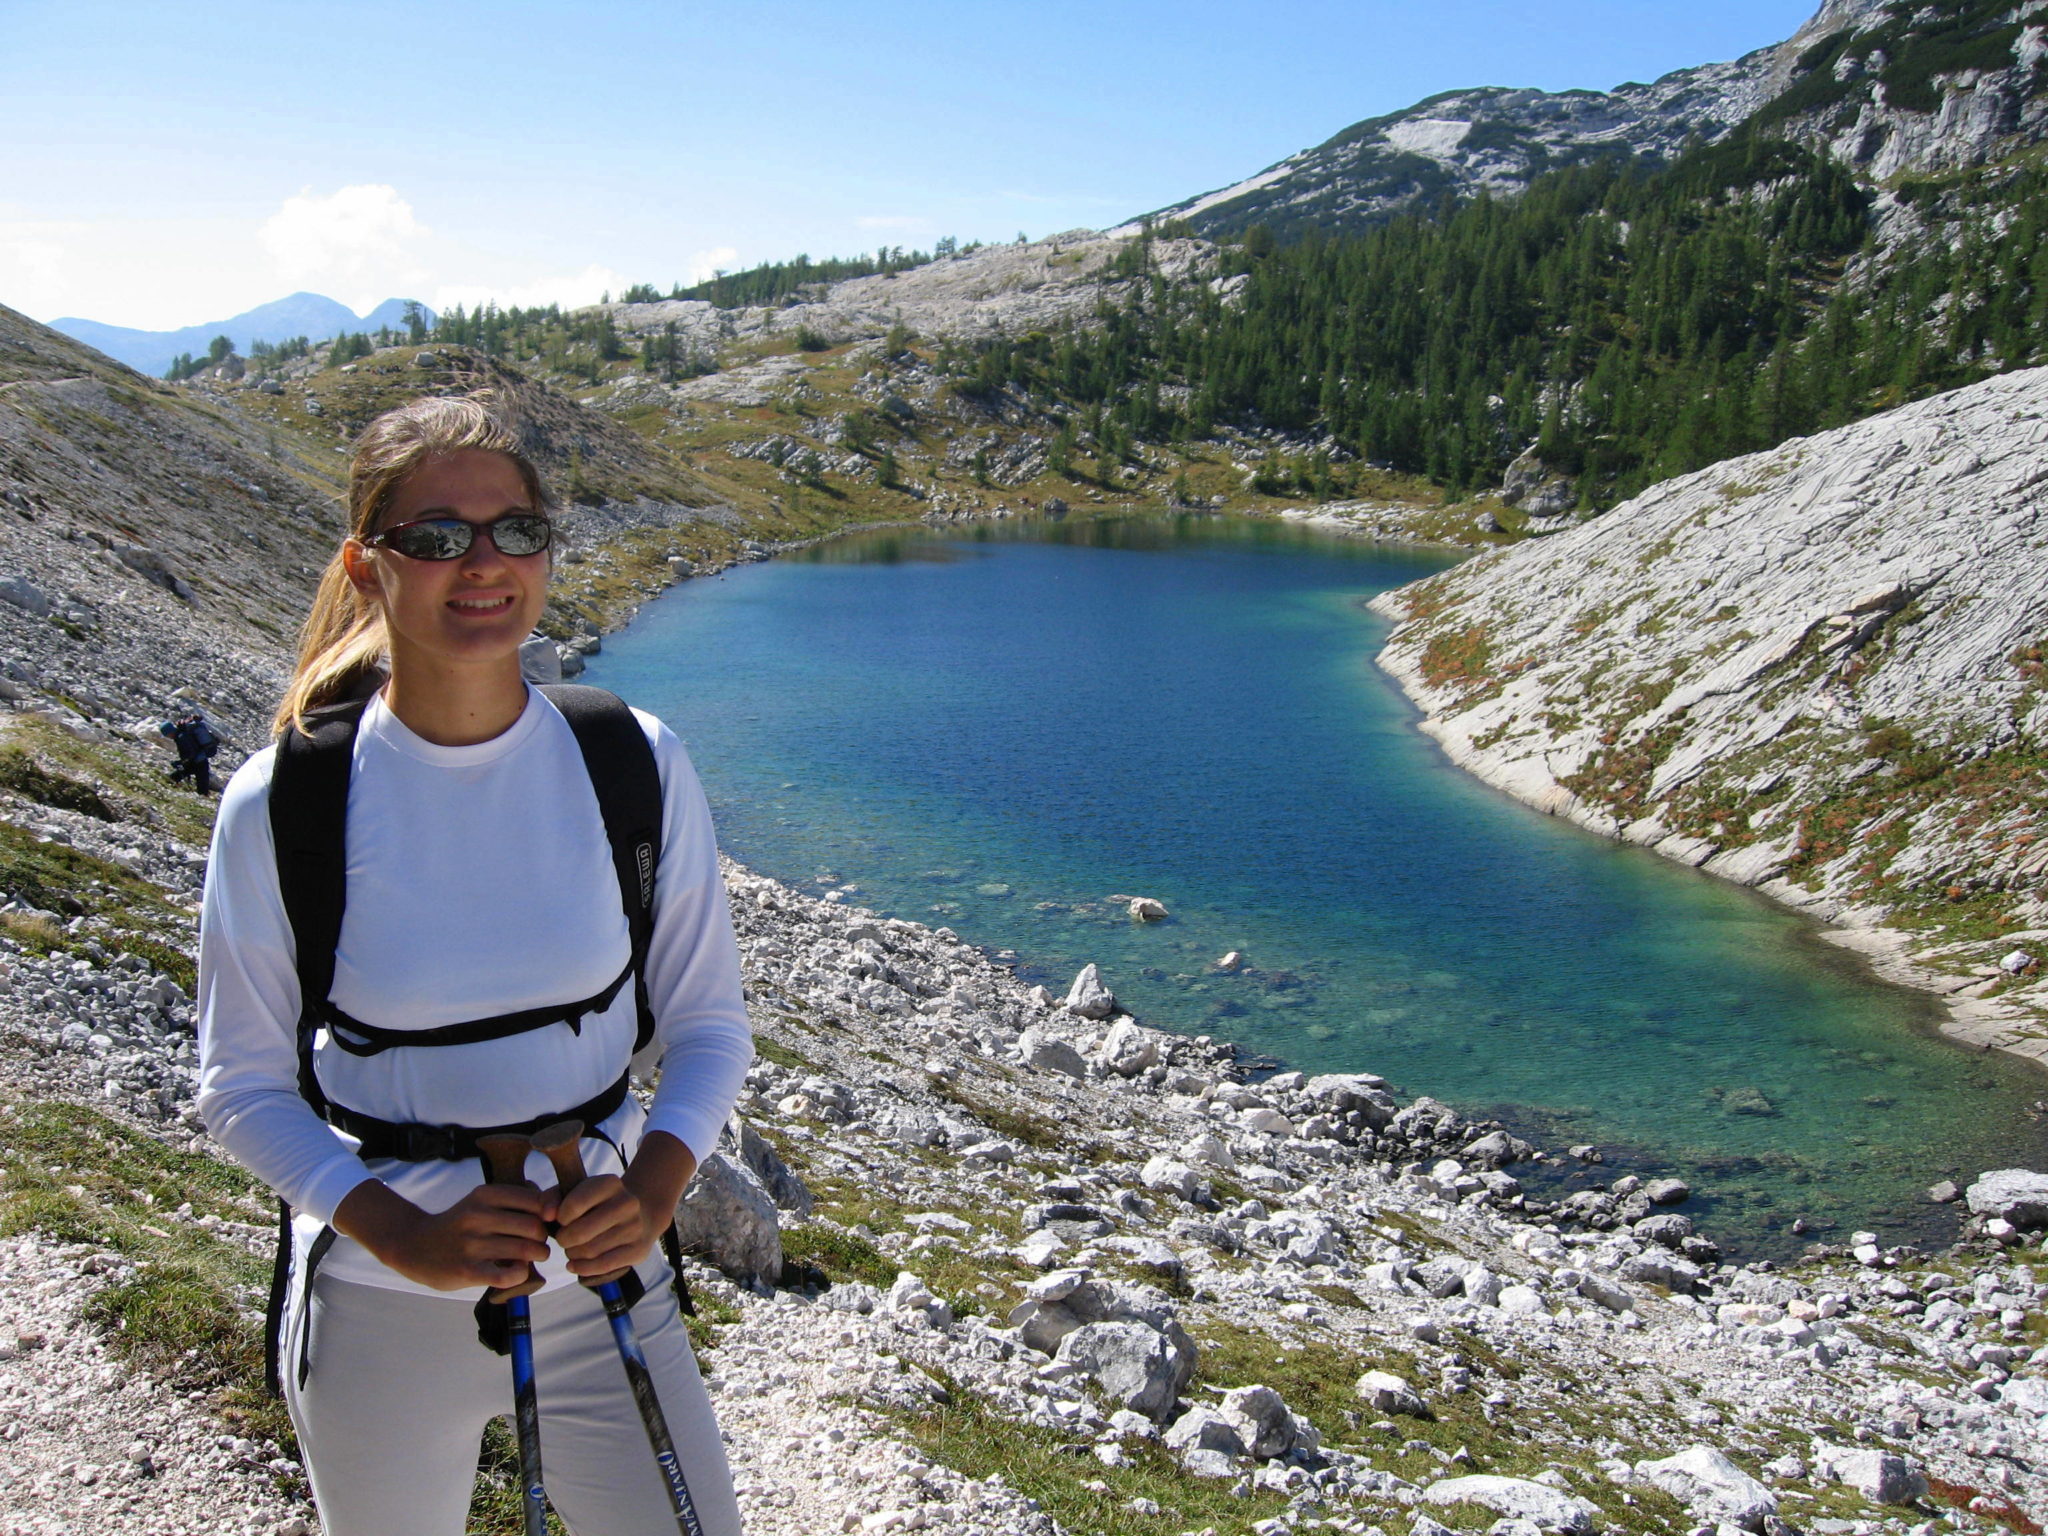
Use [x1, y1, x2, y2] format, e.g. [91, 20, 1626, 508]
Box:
[197, 687, 753, 1294]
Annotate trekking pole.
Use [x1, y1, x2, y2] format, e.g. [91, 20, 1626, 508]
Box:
[531, 1119, 705, 1536]
[477, 1133, 550, 1536]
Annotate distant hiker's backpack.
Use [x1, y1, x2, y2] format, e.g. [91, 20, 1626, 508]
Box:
[259, 682, 679, 1392]
[185, 715, 218, 755]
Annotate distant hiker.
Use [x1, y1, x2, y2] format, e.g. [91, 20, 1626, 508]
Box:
[194, 396, 749, 1536]
[159, 708, 219, 794]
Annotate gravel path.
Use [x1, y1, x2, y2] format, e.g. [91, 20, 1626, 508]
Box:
[0, 1235, 308, 1536]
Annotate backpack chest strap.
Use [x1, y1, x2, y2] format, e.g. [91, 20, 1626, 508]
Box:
[319, 958, 636, 1056]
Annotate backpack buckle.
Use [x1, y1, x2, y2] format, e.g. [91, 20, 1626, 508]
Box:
[387, 1121, 471, 1161]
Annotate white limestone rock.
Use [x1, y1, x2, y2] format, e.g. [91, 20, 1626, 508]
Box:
[1356, 1370, 1426, 1416]
[1097, 1018, 1160, 1077]
[1216, 1383, 1295, 1460]
[1055, 1320, 1196, 1422]
[1423, 1474, 1597, 1534]
[1634, 1446, 1777, 1532]
[1018, 1028, 1088, 1078]
[1063, 963, 1117, 1020]
[671, 1152, 782, 1289]
[1966, 1169, 2048, 1229]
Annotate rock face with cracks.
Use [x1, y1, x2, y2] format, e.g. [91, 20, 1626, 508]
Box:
[1373, 366, 2048, 1066]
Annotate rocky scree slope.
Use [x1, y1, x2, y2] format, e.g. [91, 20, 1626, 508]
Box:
[1372, 365, 2048, 1064]
[6, 301, 2045, 1536]
[6, 822, 2048, 1534]
[1138, 0, 2044, 241]
[599, 232, 1215, 366]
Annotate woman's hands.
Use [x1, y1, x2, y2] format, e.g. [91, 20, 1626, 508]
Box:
[334, 1178, 554, 1292]
[331, 1130, 699, 1290]
[556, 1130, 698, 1281]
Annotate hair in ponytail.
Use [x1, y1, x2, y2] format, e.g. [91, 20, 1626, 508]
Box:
[273, 394, 551, 736]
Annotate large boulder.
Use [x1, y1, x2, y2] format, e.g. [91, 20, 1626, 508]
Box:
[1018, 1029, 1088, 1078]
[518, 633, 563, 683]
[1816, 1447, 1928, 1505]
[0, 575, 50, 617]
[1464, 1129, 1534, 1167]
[1064, 964, 1117, 1019]
[1424, 1475, 1597, 1534]
[1163, 1403, 1246, 1458]
[1098, 1019, 1160, 1077]
[725, 1116, 813, 1216]
[1965, 1169, 2048, 1229]
[1007, 1297, 1086, 1355]
[1216, 1384, 1296, 1459]
[672, 1152, 781, 1289]
[1141, 1155, 1203, 1200]
[1056, 1320, 1196, 1422]
[1355, 1370, 1425, 1416]
[1634, 1446, 1777, 1532]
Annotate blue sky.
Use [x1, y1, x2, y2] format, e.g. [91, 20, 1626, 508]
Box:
[2, 0, 1820, 331]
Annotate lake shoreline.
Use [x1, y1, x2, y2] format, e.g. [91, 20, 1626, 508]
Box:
[1368, 606, 2048, 1081]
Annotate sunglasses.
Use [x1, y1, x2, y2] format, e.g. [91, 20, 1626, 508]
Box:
[366, 512, 554, 561]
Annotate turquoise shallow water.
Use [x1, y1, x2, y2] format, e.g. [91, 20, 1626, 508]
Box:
[589, 515, 2048, 1256]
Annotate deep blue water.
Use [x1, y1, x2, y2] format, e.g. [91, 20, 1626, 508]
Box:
[589, 515, 2048, 1253]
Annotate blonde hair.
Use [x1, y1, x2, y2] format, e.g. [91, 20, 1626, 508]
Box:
[274, 395, 551, 736]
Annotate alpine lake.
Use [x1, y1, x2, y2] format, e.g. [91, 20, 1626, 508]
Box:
[587, 512, 2048, 1258]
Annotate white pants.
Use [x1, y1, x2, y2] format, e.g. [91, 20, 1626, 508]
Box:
[284, 1259, 742, 1536]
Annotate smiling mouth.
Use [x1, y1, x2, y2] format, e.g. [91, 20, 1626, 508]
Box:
[449, 596, 515, 613]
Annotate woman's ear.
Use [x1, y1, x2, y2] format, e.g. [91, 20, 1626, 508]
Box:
[341, 538, 382, 599]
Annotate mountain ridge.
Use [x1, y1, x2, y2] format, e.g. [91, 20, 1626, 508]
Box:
[1130, 0, 2041, 240]
[51, 292, 428, 378]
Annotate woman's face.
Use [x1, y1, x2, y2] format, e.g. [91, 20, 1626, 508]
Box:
[343, 448, 550, 677]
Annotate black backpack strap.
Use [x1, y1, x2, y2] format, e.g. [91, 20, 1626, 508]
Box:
[317, 959, 635, 1056]
[268, 698, 370, 1119]
[263, 1197, 292, 1395]
[539, 684, 663, 1054]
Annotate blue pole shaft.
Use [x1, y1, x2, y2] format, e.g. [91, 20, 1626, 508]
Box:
[596, 1278, 704, 1536]
[507, 1294, 547, 1536]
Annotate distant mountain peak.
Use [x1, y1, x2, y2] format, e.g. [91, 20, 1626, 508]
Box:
[50, 294, 432, 378]
[1129, 0, 2042, 241]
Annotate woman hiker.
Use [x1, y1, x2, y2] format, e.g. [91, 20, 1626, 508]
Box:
[197, 395, 751, 1535]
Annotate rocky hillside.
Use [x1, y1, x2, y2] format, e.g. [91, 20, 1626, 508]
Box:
[1138, 0, 2045, 240]
[603, 231, 1213, 355]
[1372, 365, 2048, 1064]
[0, 300, 352, 745]
[3, 315, 2047, 1533]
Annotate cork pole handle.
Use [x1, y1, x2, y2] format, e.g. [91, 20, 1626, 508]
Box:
[476, 1134, 546, 1301]
[531, 1120, 631, 1287]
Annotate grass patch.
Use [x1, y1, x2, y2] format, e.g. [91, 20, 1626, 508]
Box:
[781, 1221, 897, 1289]
[83, 1261, 262, 1389]
[884, 1366, 1292, 1536]
[684, 1288, 744, 1356]
[468, 1417, 571, 1536]
[1419, 623, 1495, 693]
[0, 1095, 295, 1448]
[935, 1082, 1065, 1151]
[5, 715, 215, 848]
[1193, 1317, 1388, 1436]
[752, 1029, 821, 1073]
[0, 745, 117, 820]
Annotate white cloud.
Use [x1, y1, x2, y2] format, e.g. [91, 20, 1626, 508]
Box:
[0, 227, 74, 318]
[686, 246, 739, 283]
[259, 185, 430, 310]
[430, 263, 632, 315]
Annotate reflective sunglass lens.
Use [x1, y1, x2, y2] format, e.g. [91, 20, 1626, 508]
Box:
[377, 515, 552, 560]
[390, 521, 472, 559]
[493, 515, 552, 556]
